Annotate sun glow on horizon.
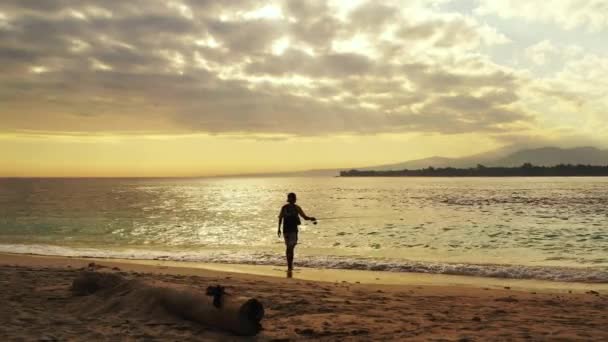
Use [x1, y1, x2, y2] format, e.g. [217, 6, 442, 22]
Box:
[0, 131, 508, 177]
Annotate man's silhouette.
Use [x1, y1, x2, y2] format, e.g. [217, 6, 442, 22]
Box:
[278, 193, 316, 273]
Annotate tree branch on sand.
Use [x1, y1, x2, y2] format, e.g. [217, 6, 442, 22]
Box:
[71, 271, 264, 336]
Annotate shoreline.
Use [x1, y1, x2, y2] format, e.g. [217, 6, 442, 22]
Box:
[2, 252, 607, 293]
[2, 253, 607, 340]
[2, 243, 607, 284]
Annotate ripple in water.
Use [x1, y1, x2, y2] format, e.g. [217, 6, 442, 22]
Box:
[0, 177, 607, 282]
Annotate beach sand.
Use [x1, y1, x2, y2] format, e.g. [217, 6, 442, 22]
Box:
[1, 253, 607, 341]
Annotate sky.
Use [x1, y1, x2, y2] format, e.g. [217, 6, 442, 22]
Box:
[1, 0, 607, 177]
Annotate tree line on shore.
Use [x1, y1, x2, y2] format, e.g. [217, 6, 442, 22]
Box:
[340, 163, 608, 177]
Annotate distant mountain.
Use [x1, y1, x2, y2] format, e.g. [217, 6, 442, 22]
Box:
[354, 147, 608, 171]
[488, 147, 608, 167]
[356, 156, 459, 171]
[354, 145, 521, 171]
[226, 146, 608, 177]
[351, 146, 608, 172]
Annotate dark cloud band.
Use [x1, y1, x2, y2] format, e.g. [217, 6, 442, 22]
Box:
[0, 0, 531, 136]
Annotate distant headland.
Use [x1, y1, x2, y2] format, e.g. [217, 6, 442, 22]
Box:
[221, 146, 608, 178]
[340, 163, 608, 177]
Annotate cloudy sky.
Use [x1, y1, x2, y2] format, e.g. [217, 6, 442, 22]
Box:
[1, 0, 607, 176]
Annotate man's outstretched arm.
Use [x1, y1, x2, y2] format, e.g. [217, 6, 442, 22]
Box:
[296, 205, 316, 221]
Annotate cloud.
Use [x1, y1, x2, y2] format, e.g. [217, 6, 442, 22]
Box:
[475, 0, 608, 32]
[0, 0, 538, 137]
[524, 40, 557, 66]
[245, 49, 373, 77]
[206, 18, 284, 54]
[348, 2, 398, 32]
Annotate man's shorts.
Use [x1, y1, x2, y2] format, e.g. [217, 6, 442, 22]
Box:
[283, 230, 298, 248]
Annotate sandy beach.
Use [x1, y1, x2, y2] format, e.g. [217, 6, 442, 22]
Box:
[1, 253, 606, 341]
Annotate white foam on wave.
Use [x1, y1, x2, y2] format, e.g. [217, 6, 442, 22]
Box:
[1, 243, 607, 283]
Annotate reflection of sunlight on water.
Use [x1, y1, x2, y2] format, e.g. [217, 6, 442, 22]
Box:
[1, 177, 608, 271]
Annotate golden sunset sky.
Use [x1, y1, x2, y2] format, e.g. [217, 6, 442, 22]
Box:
[1, 0, 607, 176]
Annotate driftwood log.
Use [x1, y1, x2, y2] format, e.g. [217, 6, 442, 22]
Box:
[71, 272, 264, 336]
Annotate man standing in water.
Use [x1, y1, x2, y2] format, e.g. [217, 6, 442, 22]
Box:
[278, 193, 316, 273]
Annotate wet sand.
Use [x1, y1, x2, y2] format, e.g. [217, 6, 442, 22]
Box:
[1, 253, 607, 341]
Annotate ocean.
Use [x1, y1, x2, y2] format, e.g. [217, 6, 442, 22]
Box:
[1, 177, 607, 283]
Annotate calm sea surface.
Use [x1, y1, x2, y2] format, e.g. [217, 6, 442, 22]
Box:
[1, 177, 607, 282]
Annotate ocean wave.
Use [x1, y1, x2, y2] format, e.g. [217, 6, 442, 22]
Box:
[1, 243, 607, 283]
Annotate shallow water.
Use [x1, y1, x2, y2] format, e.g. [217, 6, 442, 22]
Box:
[1, 177, 607, 282]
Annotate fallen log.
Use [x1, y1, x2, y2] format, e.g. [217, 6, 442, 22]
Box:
[160, 284, 263, 336]
[71, 272, 264, 336]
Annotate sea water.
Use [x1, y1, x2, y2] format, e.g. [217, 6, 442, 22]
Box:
[1, 177, 607, 282]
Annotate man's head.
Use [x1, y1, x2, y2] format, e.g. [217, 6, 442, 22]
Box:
[287, 192, 297, 204]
